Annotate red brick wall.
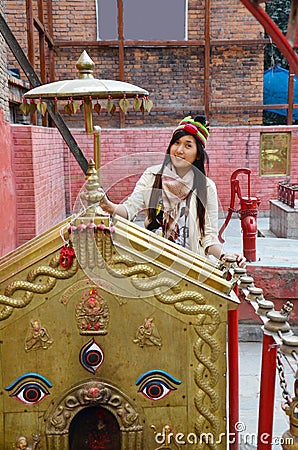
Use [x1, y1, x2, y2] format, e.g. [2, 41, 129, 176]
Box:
[6, 1, 28, 78]
[207, 126, 298, 213]
[211, 0, 263, 39]
[31, 127, 67, 234]
[51, 0, 97, 42]
[67, 126, 298, 215]
[210, 45, 264, 126]
[63, 129, 94, 214]
[10, 123, 298, 249]
[0, 24, 9, 119]
[0, 5, 16, 257]
[0, 111, 16, 256]
[11, 125, 66, 246]
[52, 0, 264, 127]
[52, 43, 264, 128]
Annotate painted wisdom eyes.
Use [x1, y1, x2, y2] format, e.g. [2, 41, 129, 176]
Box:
[79, 338, 104, 374]
[136, 370, 181, 401]
[5, 373, 52, 405]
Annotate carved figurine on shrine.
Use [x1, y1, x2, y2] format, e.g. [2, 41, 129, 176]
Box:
[25, 319, 53, 352]
[133, 317, 162, 348]
[14, 436, 31, 450]
[75, 288, 109, 335]
[14, 434, 40, 450]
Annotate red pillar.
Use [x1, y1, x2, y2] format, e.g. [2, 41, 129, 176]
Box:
[228, 306, 239, 450]
[257, 334, 277, 450]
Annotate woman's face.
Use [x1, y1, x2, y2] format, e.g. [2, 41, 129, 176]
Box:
[169, 135, 198, 174]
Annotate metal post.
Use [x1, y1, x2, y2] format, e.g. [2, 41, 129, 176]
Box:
[117, 0, 125, 128]
[287, 67, 294, 125]
[93, 126, 101, 173]
[257, 334, 277, 450]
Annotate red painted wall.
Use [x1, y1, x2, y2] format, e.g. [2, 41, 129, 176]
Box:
[67, 126, 298, 217]
[208, 126, 298, 214]
[8, 124, 298, 248]
[11, 125, 66, 247]
[0, 110, 16, 256]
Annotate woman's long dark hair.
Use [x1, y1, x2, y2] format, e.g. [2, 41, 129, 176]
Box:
[147, 119, 210, 236]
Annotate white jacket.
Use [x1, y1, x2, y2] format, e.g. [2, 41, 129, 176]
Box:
[122, 164, 221, 257]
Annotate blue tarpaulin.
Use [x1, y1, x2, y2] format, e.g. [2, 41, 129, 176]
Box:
[263, 65, 298, 120]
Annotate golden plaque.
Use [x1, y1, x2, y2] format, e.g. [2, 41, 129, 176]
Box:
[260, 132, 291, 176]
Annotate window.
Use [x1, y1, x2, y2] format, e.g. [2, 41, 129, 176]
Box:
[97, 0, 187, 40]
[97, 1, 118, 40]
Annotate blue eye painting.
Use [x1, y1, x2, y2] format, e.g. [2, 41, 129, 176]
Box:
[79, 338, 104, 374]
[5, 373, 52, 405]
[136, 370, 181, 401]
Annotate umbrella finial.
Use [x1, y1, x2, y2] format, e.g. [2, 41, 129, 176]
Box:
[76, 51, 95, 79]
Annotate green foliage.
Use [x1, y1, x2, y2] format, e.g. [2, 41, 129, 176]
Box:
[263, 111, 288, 125]
[264, 0, 291, 70]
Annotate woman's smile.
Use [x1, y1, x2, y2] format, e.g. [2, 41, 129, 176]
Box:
[170, 135, 197, 175]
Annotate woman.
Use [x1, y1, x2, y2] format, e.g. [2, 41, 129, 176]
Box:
[99, 115, 246, 267]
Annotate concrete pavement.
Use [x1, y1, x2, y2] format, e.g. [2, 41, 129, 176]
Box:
[220, 216, 298, 268]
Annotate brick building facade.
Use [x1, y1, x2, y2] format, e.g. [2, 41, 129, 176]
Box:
[5, 0, 265, 128]
[0, 5, 9, 121]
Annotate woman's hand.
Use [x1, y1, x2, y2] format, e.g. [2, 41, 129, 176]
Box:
[222, 253, 246, 268]
[97, 188, 128, 219]
[97, 188, 110, 211]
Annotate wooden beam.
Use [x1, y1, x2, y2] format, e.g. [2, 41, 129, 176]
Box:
[54, 39, 203, 48]
[212, 103, 298, 111]
[54, 38, 266, 48]
[204, 0, 211, 118]
[34, 17, 54, 47]
[37, 0, 46, 85]
[117, 0, 125, 127]
[45, 0, 55, 81]
[210, 38, 268, 46]
[119, 39, 203, 47]
[37, 0, 46, 126]
[25, 0, 35, 67]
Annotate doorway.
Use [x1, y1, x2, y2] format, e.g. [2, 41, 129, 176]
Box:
[69, 406, 121, 449]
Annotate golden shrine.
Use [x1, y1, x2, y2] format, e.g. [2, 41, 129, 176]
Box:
[0, 51, 241, 449]
[0, 159, 241, 449]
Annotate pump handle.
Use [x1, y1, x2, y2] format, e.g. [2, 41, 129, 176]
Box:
[218, 168, 251, 243]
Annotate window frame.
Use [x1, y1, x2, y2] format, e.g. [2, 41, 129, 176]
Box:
[96, 0, 188, 42]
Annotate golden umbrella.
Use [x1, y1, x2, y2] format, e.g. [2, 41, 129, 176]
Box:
[24, 50, 152, 172]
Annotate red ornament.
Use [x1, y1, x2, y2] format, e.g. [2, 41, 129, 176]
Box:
[59, 245, 75, 268]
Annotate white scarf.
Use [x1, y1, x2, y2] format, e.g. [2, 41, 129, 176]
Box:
[161, 165, 194, 240]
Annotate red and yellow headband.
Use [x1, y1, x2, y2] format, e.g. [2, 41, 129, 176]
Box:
[173, 116, 210, 147]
